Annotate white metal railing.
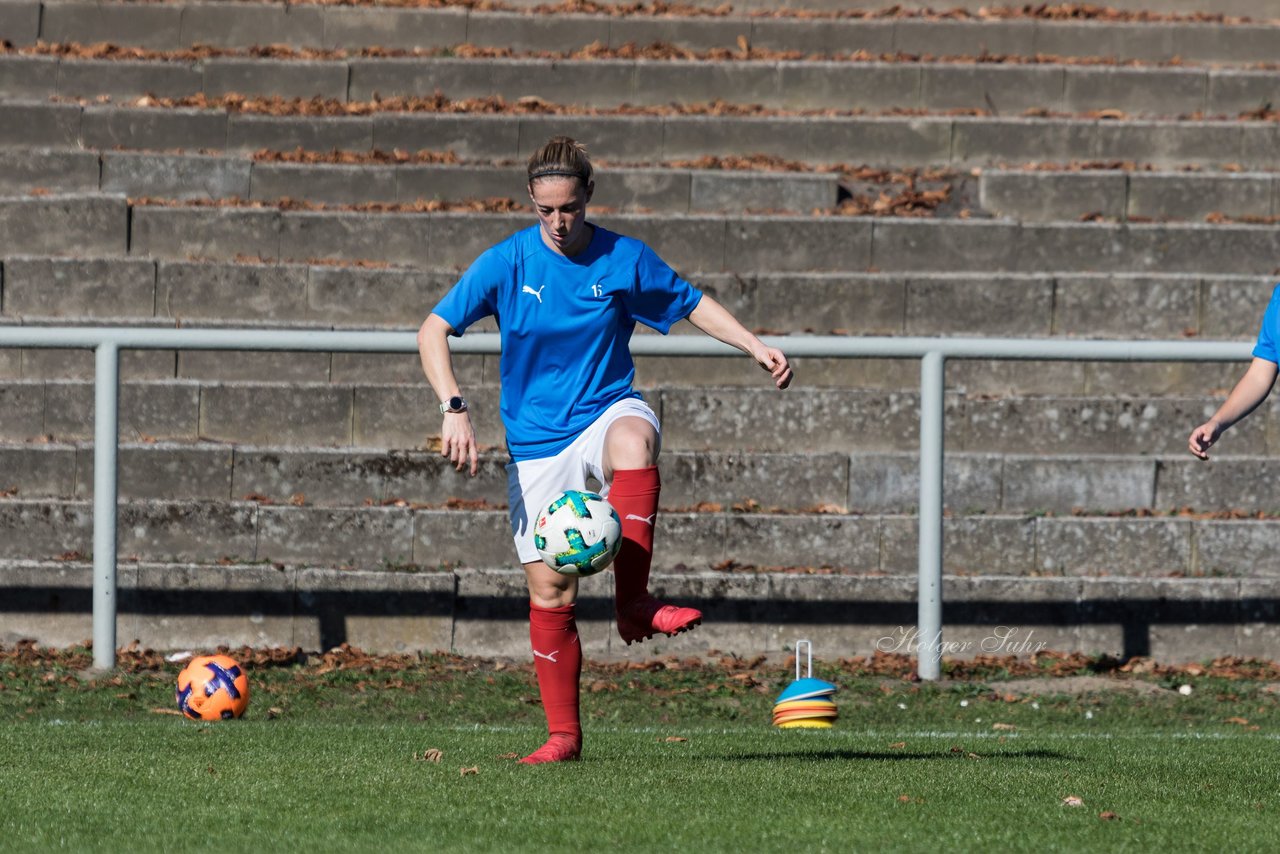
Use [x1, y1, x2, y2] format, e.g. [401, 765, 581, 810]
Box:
[0, 327, 1253, 675]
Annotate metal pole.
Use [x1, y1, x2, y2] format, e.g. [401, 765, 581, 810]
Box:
[917, 350, 945, 681]
[92, 343, 120, 671]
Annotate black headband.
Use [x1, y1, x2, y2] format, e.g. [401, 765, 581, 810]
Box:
[529, 169, 590, 181]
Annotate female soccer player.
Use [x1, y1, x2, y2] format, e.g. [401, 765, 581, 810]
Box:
[418, 136, 792, 765]
[1188, 286, 1280, 459]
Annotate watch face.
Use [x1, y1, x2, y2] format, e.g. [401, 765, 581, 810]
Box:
[449, 396, 464, 411]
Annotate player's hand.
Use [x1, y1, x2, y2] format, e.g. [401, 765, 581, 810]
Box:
[755, 345, 793, 390]
[441, 412, 479, 476]
[1187, 420, 1220, 461]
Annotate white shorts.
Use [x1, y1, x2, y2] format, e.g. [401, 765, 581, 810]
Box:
[507, 397, 660, 565]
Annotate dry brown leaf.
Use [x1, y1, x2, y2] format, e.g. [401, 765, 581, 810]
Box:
[1063, 795, 1085, 807]
[132, 194, 525, 215]
[414, 748, 443, 762]
[125, 30, 1160, 66]
[460, 766, 479, 776]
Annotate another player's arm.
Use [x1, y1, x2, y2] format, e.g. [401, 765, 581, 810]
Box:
[418, 312, 479, 476]
[1188, 357, 1278, 460]
[687, 294, 793, 389]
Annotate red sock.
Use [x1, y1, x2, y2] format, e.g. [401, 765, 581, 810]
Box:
[528, 603, 582, 742]
[609, 466, 660, 609]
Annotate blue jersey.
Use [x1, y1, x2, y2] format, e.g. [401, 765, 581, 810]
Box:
[1253, 284, 1280, 364]
[431, 224, 703, 461]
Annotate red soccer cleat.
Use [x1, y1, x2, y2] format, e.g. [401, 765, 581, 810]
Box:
[517, 733, 582, 765]
[616, 595, 702, 646]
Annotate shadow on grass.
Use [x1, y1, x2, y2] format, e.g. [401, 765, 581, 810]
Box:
[713, 748, 1075, 762]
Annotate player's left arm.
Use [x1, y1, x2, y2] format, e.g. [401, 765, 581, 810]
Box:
[687, 295, 792, 390]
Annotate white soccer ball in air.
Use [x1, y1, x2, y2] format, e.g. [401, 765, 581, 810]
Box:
[533, 490, 623, 577]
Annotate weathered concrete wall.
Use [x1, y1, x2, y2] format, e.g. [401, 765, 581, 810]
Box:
[4, 498, 1280, 578]
[2, 562, 1269, 663]
[18, 2, 1280, 60]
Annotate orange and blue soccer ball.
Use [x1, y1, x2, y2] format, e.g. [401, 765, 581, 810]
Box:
[176, 654, 250, 720]
[533, 490, 623, 577]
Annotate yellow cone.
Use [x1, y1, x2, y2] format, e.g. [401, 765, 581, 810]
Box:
[777, 719, 834, 729]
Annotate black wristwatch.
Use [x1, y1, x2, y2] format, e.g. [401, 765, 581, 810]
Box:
[439, 395, 468, 414]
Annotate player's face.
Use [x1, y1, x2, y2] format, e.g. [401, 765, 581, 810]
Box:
[529, 177, 594, 257]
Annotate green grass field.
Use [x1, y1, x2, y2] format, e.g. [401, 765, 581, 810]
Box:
[1, 646, 1276, 852]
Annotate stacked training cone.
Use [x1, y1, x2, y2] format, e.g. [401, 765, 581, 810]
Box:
[774, 640, 838, 729]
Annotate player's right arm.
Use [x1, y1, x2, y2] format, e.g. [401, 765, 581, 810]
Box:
[418, 312, 479, 476]
[1188, 357, 1278, 460]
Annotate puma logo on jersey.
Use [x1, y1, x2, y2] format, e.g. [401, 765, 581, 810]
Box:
[532, 649, 559, 663]
[522, 284, 545, 303]
[625, 513, 655, 526]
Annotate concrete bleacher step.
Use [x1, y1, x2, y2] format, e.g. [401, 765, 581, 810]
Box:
[5, 557, 1265, 661]
[32, 145, 1280, 229]
[1, 258, 457, 325]
[126, 206, 1280, 275]
[980, 167, 1280, 222]
[487, 0, 1280, 17]
[20, 191, 1280, 276]
[0, 192, 125, 257]
[0, 343, 1251, 398]
[1, 496, 1278, 581]
[2, 260, 1270, 342]
[6, 441, 1280, 517]
[6, 52, 1280, 118]
[0, 262, 1262, 396]
[653, 0, 1279, 15]
[0, 148, 839, 213]
[9, 99, 1279, 171]
[358, 0, 1280, 17]
[0, 380, 1268, 456]
[11, 0, 1280, 63]
[0, 442, 840, 511]
[6, 189, 1280, 281]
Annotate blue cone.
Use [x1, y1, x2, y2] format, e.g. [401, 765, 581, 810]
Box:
[775, 677, 838, 704]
